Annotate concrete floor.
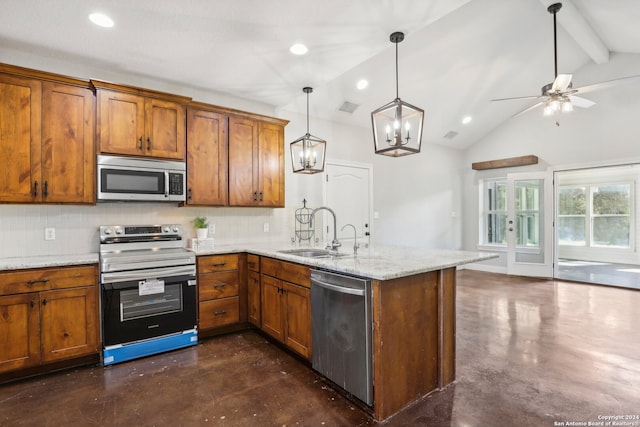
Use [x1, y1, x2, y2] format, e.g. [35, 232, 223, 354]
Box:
[1, 270, 639, 426]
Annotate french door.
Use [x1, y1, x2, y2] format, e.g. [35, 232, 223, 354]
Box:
[506, 171, 553, 277]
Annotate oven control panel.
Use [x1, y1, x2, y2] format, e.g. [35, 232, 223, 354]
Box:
[100, 224, 183, 243]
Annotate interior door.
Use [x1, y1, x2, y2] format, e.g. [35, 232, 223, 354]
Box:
[323, 161, 373, 248]
[506, 171, 553, 277]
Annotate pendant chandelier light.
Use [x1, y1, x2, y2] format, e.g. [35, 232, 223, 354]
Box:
[371, 31, 424, 157]
[290, 87, 326, 174]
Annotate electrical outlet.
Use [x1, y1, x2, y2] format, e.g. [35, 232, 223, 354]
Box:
[263, 222, 270, 233]
[45, 227, 56, 240]
[209, 223, 216, 235]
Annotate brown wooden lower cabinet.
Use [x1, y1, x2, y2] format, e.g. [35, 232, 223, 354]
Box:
[247, 270, 261, 326]
[197, 254, 244, 334]
[0, 265, 100, 374]
[259, 257, 311, 360]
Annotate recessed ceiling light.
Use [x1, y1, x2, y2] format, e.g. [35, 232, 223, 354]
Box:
[356, 79, 368, 90]
[290, 43, 308, 55]
[462, 116, 472, 125]
[89, 12, 114, 28]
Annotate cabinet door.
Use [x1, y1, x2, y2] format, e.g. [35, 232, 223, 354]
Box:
[0, 293, 40, 373]
[186, 108, 228, 205]
[282, 281, 311, 359]
[41, 82, 95, 203]
[247, 271, 261, 327]
[257, 122, 285, 207]
[146, 98, 186, 160]
[228, 116, 259, 206]
[39, 287, 99, 363]
[0, 74, 41, 202]
[260, 275, 284, 341]
[97, 89, 146, 156]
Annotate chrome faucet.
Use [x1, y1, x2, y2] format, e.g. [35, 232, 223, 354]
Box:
[310, 206, 341, 250]
[341, 224, 359, 255]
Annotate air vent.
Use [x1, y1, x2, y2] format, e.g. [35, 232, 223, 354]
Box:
[338, 101, 359, 114]
[444, 131, 459, 139]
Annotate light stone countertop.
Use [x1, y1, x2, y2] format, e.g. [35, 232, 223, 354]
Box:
[0, 243, 496, 281]
[0, 253, 100, 271]
[191, 242, 497, 281]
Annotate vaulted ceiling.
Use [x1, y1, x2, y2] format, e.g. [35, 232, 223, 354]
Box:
[1, 0, 639, 149]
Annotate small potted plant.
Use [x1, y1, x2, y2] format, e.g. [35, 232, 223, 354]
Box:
[193, 216, 209, 239]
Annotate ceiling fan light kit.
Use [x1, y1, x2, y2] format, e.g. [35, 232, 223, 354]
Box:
[491, 2, 640, 120]
[290, 87, 327, 174]
[371, 31, 424, 157]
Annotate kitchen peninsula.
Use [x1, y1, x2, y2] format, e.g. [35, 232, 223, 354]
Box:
[188, 243, 496, 421]
[0, 244, 495, 421]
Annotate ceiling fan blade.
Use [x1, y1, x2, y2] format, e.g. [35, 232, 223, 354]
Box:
[576, 74, 640, 94]
[491, 95, 540, 102]
[569, 95, 595, 108]
[551, 74, 572, 92]
[513, 102, 544, 118]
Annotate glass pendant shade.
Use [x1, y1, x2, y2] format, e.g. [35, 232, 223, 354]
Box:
[372, 31, 424, 157]
[290, 87, 326, 174]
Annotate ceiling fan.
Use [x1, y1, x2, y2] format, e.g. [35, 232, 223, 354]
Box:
[492, 2, 640, 118]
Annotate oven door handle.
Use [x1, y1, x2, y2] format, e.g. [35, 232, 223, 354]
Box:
[164, 171, 169, 198]
[101, 265, 196, 284]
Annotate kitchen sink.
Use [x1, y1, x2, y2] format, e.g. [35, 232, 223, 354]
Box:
[278, 248, 351, 259]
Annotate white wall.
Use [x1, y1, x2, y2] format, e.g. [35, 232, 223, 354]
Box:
[462, 53, 640, 269]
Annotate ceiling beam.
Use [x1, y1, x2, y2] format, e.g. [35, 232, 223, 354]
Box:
[539, 0, 610, 64]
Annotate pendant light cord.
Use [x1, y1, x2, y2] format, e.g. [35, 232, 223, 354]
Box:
[395, 41, 399, 100]
[306, 90, 310, 134]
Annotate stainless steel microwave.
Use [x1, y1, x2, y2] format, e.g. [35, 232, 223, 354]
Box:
[97, 155, 186, 202]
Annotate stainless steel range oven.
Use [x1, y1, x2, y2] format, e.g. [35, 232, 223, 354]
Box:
[99, 224, 197, 366]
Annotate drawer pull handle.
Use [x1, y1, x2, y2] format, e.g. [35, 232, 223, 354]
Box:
[212, 262, 227, 267]
[214, 310, 227, 316]
[27, 278, 49, 285]
[33, 181, 38, 197]
[213, 283, 227, 289]
[147, 137, 151, 150]
[248, 262, 256, 268]
[138, 137, 143, 150]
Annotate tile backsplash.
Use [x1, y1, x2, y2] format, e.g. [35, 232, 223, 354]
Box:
[0, 203, 297, 258]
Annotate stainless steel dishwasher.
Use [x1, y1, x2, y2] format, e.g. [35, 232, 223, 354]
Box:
[311, 269, 373, 406]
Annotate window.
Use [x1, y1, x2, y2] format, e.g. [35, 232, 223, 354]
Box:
[592, 184, 631, 247]
[558, 183, 632, 249]
[483, 179, 507, 245]
[514, 180, 541, 247]
[558, 187, 586, 246]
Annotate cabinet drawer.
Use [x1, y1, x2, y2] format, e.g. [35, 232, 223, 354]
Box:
[199, 297, 239, 329]
[197, 254, 239, 273]
[261, 258, 310, 288]
[199, 271, 239, 300]
[0, 265, 97, 296]
[247, 254, 260, 272]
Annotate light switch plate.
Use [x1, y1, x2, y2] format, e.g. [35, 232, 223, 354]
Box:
[45, 227, 56, 240]
[209, 223, 216, 235]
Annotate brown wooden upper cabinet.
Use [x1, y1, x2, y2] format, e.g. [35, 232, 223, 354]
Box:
[92, 80, 190, 160]
[185, 104, 228, 206]
[228, 116, 286, 207]
[0, 64, 95, 204]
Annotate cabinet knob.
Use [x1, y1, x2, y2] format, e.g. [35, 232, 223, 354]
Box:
[42, 298, 48, 305]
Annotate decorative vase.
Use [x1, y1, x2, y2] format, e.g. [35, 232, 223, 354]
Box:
[196, 228, 208, 239]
